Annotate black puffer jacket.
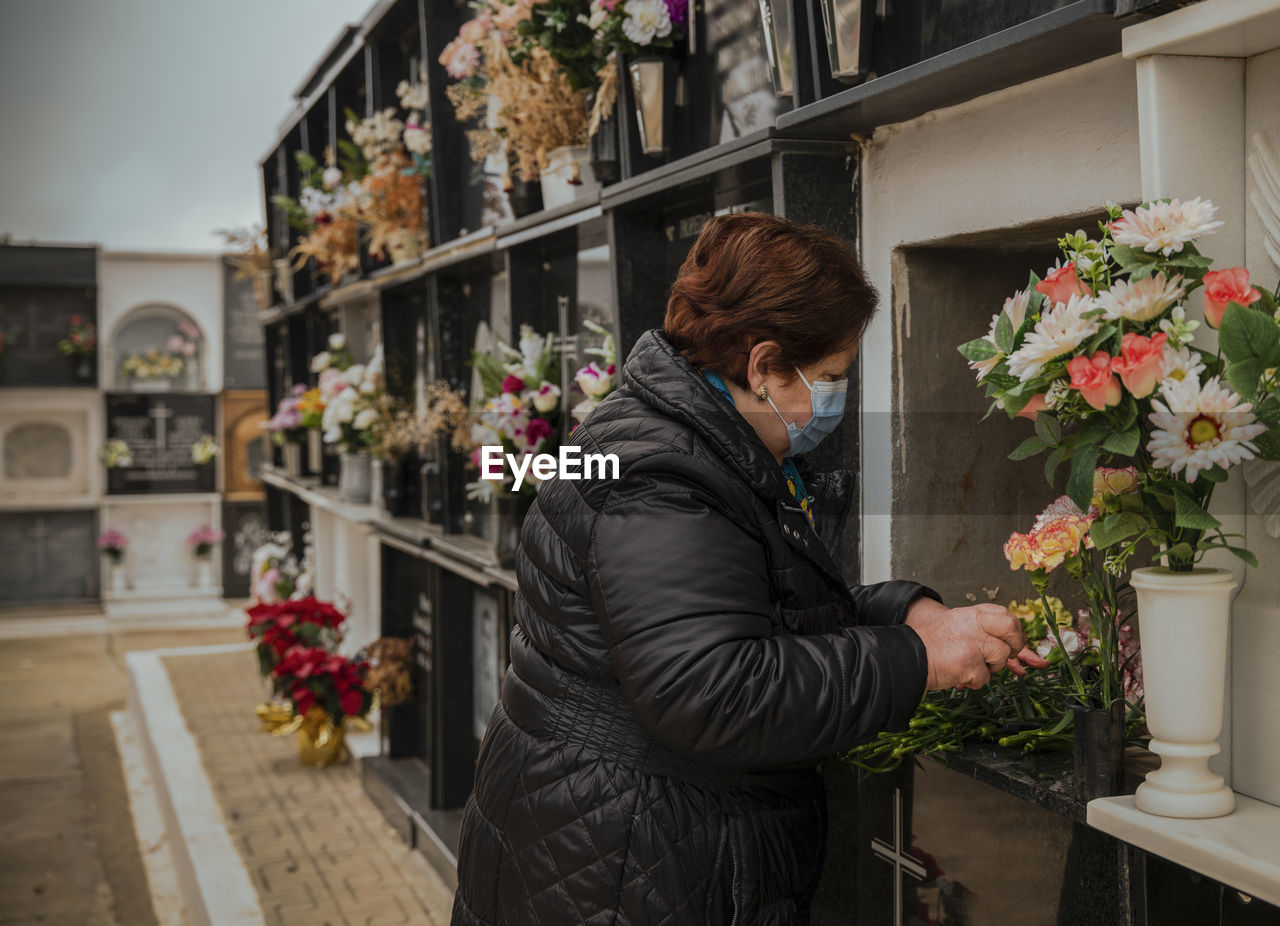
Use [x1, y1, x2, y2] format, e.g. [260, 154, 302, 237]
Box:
[452, 328, 935, 925]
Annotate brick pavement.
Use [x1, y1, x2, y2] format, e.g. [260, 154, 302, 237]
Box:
[163, 648, 456, 926]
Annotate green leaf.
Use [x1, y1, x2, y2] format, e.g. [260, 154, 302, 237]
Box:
[1010, 436, 1049, 461]
[1066, 442, 1099, 513]
[1223, 545, 1260, 568]
[1254, 429, 1280, 460]
[1219, 301, 1280, 363]
[1044, 446, 1068, 486]
[1077, 415, 1113, 447]
[1101, 425, 1140, 456]
[1085, 324, 1118, 354]
[1115, 394, 1139, 432]
[1164, 542, 1196, 565]
[958, 338, 999, 363]
[1108, 244, 1156, 269]
[1034, 413, 1061, 445]
[1200, 465, 1229, 484]
[469, 351, 507, 398]
[994, 313, 1015, 354]
[1090, 512, 1148, 549]
[1174, 493, 1221, 531]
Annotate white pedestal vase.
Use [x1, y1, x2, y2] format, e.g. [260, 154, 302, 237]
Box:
[1131, 566, 1237, 819]
[339, 451, 373, 505]
[195, 559, 215, 590]
[110, 562, 128, 593]
[539, 146, 599, 210]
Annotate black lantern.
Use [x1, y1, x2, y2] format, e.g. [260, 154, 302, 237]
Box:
[818, 0, 874, 84]
[757, 0, 794, 98]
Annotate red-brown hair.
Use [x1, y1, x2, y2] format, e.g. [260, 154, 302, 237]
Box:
[662, 212, 877, 388]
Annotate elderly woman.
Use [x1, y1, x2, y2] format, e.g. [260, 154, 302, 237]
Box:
[451, 213, 1045, 925]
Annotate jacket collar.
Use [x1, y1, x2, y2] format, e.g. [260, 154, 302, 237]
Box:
[621, 329, 855, 592]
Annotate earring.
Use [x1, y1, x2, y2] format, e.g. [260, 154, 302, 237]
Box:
[758, 384, 768, 402]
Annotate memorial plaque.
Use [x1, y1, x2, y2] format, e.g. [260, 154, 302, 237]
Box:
[0, 509, 98, 605]
[222, 258, 267, 389]
[0, 286, 97, 387]
[706, 0, 789, 144]
[222, 500, 269, 599]
[471, 586, 501, 741]
[105, 393, 217, 495]
[222, 390, 268, 499]
[380, 545, 436, 762]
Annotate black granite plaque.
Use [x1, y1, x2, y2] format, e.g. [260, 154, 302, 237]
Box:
[0, 286, 98, 387]
[222, 258, 267, 390]
[0, 509, 99, 605]
[105, 393, 217, 495]
[221, 500, 269, 599]
[381, 544, 436, 762]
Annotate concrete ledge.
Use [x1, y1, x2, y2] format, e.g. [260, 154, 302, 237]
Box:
[1088, 793, 1280, 906]
[126, 643, 264, 926]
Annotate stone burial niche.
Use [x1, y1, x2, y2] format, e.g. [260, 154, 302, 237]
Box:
[889, 213, 1112, 607]
[108, 302, 207, 393]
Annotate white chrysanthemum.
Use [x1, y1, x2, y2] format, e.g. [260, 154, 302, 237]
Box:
[621, 0, 672, 45]
[1148, 376, 1266, 482]
[1095, 272, 1185, 322]
[970, 290, 1031, 381]
[1006, 295, 1100, 382]
[1110, 197, 1224, 256]
[1160, 345, 1205, 387]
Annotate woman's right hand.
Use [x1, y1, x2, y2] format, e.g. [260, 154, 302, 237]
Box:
[905, 602, 1050, 692]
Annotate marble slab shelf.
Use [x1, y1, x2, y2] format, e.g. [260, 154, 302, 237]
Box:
[919, 742, 1155, 826]
[1088, 794, 1280, 907]
[259, 466, 378, 526]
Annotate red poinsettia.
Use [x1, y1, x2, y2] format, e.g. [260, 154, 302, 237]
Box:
[271, 644, 372, 723]
[245, 596, 347, 675]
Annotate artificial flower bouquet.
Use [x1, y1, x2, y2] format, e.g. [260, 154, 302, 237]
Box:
[97, 529, 128, 564]
[246, 596, 347, 676]
[121, 348, 184, 381]
[269, 384, 309, 446]
[191, 434, 219, 465]
[959, 197, 1278, 574]
[187, 524, 225, 560]
[219, 224, 275, 308]
[464, 325, 562, 500]
[316, 345, 386, 454]
[250, 532, 313, 604]
[271, 145, 367, 285]
[270, 645, 373, 726]
[568, 318, 618, 429]
[57, 315, 96, 357]
[98, 439, 133, 469]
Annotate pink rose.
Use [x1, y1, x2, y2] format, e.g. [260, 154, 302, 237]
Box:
[1034, 263, 1091, 306]
[1015, 393, 1049, 421]
[1202, 267, 1262, 328]
[501, 374, 525, 394]
[1067, 350, 1122, 411]
[438, 39, 479, 79]
[1110, 332, 1167, 398]
[459, 14, 490, 43]
[525, 417, 554, 448]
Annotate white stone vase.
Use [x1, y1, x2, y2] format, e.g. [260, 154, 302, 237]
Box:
[1131, 566, 1237, 819]
[195, 558, 215, 590]
[539, 146, 599, 210]
[110, 562, 128, 593]
[339, 451, 373, 505]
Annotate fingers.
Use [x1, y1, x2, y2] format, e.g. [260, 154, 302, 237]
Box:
[1016, 646, 1050, 669]
[976, 605, 1031, 658]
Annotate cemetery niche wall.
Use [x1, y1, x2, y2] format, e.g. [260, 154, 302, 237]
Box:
[253, 0, 1280, 917]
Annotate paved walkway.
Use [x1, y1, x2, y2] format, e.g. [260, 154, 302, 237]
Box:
[0, 626, 243, 926]
[163, 647, 456, 925]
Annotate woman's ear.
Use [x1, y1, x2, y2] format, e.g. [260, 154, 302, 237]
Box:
[745, 340, 778, 396]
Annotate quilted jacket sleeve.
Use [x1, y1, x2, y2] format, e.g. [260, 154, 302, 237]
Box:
[848, 581, 945, 627]
[585, 489, 929, 769]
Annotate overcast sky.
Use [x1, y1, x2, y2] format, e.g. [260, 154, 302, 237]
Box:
[0, 0, 368, 253]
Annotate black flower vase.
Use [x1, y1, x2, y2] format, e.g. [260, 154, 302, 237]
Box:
[381, 458, 410, 518]
[587, 92, 621, 185]
[419, 456, 445, 526]
[1070, 699, 1126, 804]
[493, 491, 534, 570]
[507, 176, 543, 219]
[69, 354, 94, 384]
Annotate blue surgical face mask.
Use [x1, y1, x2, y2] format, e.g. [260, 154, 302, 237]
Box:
[765, 368, 848, 456]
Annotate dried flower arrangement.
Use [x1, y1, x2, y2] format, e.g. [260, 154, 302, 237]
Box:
[271, 145, 367, 286]
[445, 15, 591, 185]
[362, 637, 413, 707]
[218, 225, 275, 308]
[371, 380, 471, 460]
